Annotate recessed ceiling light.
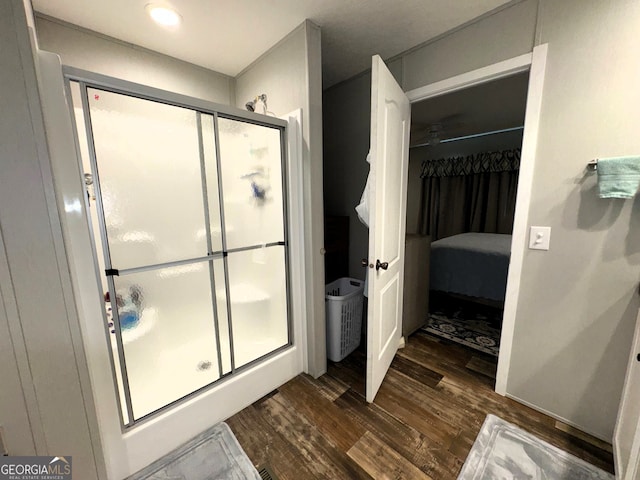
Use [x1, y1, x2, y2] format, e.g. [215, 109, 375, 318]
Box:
[145, 4, 182, 27]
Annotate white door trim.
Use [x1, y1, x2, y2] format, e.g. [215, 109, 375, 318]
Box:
[405, 52, 533, 103]
[404, 45, 549, 396]
[283, 109, 309, 373]
[496, 44, 548, 394]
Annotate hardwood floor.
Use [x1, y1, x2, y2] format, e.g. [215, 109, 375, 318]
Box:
[227, 331, 614, 479]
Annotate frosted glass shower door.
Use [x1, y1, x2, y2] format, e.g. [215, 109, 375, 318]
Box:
[218, 118, 290, 368]
[72, 78, 292, 426]
[85, 88, 228, 421]
[88, 89, 208, 269]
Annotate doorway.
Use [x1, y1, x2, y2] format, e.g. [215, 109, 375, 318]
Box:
[324, 47, 548, 404]
[404, 71, 530, 368]
[405, 47, 548, 395]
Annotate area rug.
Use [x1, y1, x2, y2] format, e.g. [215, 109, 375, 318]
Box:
[128, 422, 261, 480]
[458, 415, 614, 480]
[424, 313, 501, 356]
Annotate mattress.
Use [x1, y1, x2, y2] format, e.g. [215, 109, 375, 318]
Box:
[429, 233, 511, 302]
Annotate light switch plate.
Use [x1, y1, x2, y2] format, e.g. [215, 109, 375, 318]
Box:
[529, 226, 551, 250]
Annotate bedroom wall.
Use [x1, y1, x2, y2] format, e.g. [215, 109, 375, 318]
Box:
[323, 0, 639, 440]
[406, 129, 524, 234]
[34, 15, 235, 104]
[234, 21, 326, 376]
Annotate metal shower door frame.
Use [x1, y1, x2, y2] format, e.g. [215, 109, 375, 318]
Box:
[63, 67, 292, 429]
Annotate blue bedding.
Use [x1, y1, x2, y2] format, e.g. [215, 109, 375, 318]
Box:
[429, 233, 511, 302]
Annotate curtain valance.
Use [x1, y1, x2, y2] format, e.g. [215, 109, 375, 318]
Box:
[420, 149, 521, 178]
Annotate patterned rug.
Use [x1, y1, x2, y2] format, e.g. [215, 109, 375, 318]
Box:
[424, 313, 501, 356]
[458, 415, 614, 479]
[423, 292, 502, 356]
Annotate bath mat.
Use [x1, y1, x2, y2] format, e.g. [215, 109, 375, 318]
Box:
[458, 414, 614, 479]
[128, 422, 261, 480]
[424, 314, 500, 356]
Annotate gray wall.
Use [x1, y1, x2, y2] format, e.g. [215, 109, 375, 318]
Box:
[0, 1, 103, 477]
[401, 0, 539, 90]
[235, 21, 326, 376]
[0, 232, 36, 456]
[507, 0, 640, 440]
[35, 15, 235, 104]
[323, 0, 640, 440]
[323, 71, 370, 279]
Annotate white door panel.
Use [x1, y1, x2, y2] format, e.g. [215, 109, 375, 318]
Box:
[378, 272, 400, 349]
[366, 55, 410, 403]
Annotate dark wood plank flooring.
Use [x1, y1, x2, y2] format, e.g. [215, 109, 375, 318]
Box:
[228, 331, 614, 479]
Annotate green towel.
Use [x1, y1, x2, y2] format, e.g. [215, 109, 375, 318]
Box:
[597, 156, 640, 199]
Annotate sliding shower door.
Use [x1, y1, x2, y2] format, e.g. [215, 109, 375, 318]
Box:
[71, 82, 290, 425]
[217, 118, 289, 368]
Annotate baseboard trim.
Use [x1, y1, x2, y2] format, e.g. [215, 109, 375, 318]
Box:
[505, 393, 611, 445]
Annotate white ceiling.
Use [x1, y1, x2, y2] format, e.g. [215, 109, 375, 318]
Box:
[32, 0, 512, 88]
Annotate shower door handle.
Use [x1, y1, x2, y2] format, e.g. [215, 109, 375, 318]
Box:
[375, 259, 389, 271]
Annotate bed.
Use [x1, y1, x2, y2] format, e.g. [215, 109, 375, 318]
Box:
[429, 232, 511, 303]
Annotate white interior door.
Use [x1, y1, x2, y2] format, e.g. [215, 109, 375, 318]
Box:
[614, 308, 640, 479]
[366, 55, 410, 403]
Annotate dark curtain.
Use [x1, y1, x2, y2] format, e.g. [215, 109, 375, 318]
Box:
[418, 150, 520, 241]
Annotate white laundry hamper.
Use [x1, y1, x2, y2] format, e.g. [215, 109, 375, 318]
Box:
[325, 277, 364, 362]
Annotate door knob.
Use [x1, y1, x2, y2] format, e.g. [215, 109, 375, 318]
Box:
[376, 259, 389, 271]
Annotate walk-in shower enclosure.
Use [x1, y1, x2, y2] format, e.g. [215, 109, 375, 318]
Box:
[65, 71, 292, 426]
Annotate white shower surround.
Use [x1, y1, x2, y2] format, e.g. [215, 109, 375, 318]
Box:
[75, 96, 291, 421]
[37, 49, 307, 479]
